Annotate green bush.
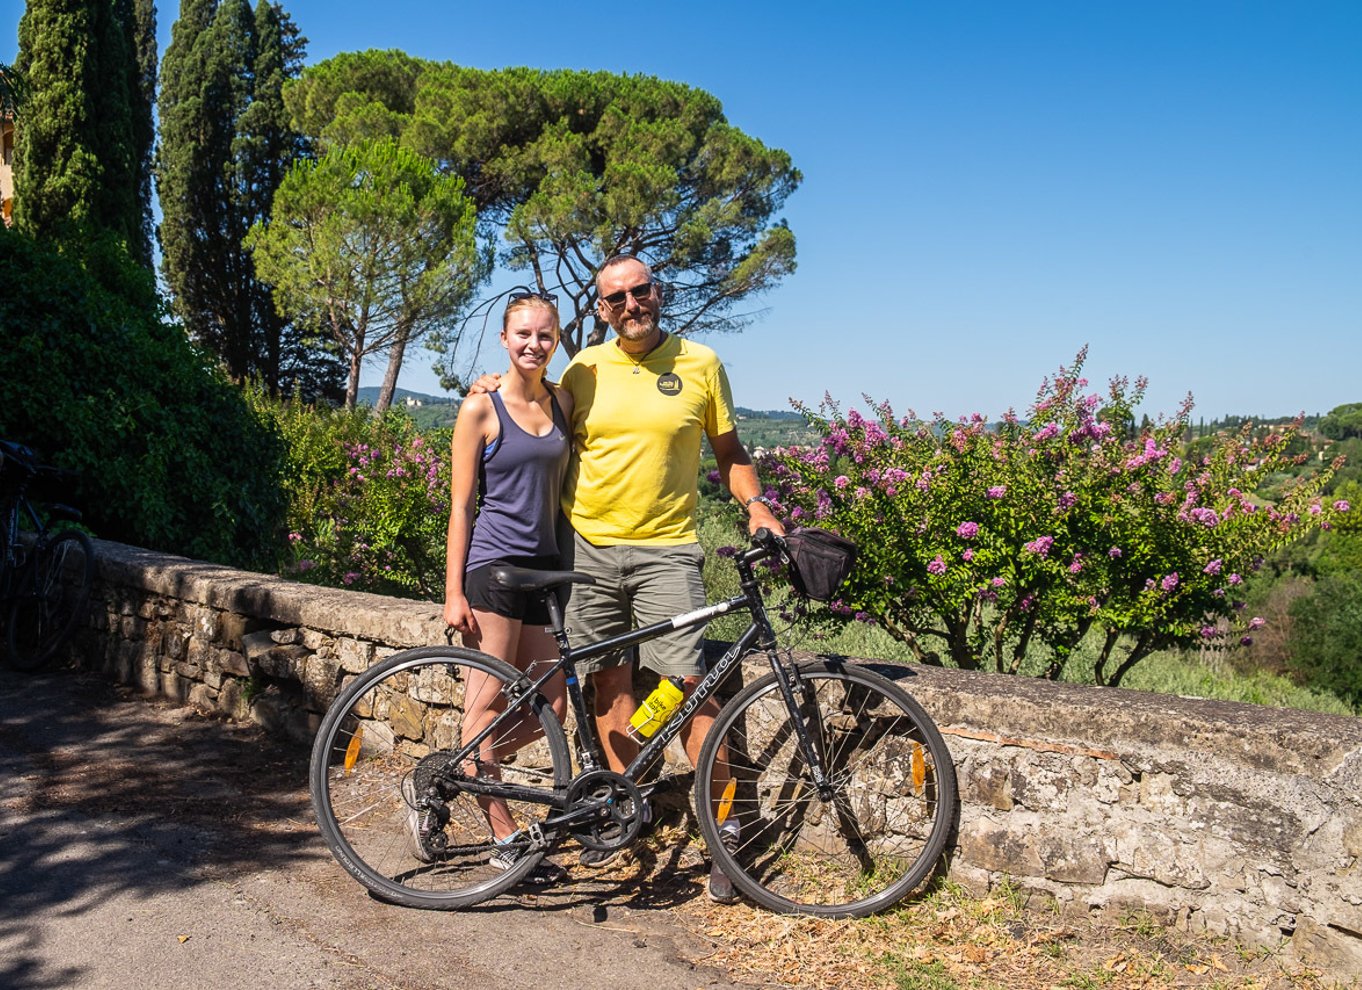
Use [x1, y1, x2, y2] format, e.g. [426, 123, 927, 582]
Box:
[767, 349, 1347, 686]
[1287, 572, 1362, 708]
[0, 228, 288, 569]
[255, 392, 451, 598]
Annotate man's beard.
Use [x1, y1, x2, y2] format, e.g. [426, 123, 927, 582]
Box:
[614, 311, 658, 343]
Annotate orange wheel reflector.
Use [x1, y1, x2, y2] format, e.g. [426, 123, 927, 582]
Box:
[343, 729, 364, 774]
[912, 742, 926, 792]
[716, 778, 737, 824]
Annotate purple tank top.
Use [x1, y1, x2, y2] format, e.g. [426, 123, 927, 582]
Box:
[465, 389, 570, 571]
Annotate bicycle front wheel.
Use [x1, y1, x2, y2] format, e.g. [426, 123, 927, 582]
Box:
[310, 646, 571, 909]
[696, 659, 957, 918]
[6, 528, 94, 672]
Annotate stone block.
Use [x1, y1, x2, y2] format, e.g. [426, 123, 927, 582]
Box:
[189, 605, 219, 642]
[251, 643, 310, 680]
[188, 683, 218, 709]
[163, 627, 189, 661]
[250, 690, 290, 735]
[271, 627, 302, 645]
[1109, 826, 1210, 890]
[303, 654, 341, 711]
[241, 629, 278, 661]
[219, 649, 250, 677]
[337, 637, 375, 674]
[967, 767, 1014, 811]
[188, 638, 214, 667]
[217, 679, 250, 721]
[387, 693, 426, 743]
[161, 670, 188, 702]
[1288, 916, 1362, 979]
[219, 612, 251, 651]
[301, 628, 333, 653]
[957, 819, 1113, 885]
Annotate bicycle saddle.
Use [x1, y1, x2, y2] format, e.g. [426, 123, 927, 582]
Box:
[488, 564, 596, 592]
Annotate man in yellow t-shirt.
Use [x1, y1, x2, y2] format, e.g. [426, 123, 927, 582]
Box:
[561, 255, 782, 897]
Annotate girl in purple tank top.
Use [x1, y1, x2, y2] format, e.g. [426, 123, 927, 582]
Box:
[441, 290, 572, 883]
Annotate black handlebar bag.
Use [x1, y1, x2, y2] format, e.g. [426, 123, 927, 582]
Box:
[783, 527, 857, 601]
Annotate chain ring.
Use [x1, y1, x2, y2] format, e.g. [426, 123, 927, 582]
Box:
[564, 769, 645, 852]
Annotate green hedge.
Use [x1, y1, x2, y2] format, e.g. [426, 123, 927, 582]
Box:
[0, 228, 287, 570]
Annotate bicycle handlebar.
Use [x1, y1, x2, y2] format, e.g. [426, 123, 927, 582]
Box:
[741, 527, 787, 568]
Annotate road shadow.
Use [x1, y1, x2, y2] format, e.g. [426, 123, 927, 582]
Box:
[0, 663, 318, 989]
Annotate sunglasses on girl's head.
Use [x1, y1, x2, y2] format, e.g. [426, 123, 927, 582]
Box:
[599, 281, 654, 308]
[508, 287, 558, 304]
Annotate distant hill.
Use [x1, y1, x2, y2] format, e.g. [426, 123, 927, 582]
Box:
[356, 386, 457, 407]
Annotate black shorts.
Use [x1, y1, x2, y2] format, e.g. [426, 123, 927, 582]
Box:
[464, 553, 560, 624]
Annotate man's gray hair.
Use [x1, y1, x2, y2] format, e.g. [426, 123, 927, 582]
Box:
[596, 254, 654, 288]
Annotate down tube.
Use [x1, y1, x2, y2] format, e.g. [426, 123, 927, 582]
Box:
[626, 621, 763, 778]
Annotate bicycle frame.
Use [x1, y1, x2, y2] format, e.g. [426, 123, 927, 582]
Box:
[0, 491, 45, 598]
[448, 535, 836, 836]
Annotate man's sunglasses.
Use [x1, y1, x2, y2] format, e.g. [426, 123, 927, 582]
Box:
[599, 281, 654, 308]
[508, 286, 558, 304]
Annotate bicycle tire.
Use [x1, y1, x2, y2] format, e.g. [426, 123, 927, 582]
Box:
[695, 659, 957, 918]
[6, 528, 94, 672]
[310, 646, 571, 910]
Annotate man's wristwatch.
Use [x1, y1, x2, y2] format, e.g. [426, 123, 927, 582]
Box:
[745, 494, 776, 512]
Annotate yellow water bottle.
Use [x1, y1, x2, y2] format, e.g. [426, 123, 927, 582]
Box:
[628, 676, 686, 740]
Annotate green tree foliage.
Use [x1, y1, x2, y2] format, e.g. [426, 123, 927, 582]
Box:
[157, 0, 333, 397]
[1320, 403, 1362, 441]
[13, 0, 152, 264]
[1287, 572, 1362, 709]
[284, 48, 426, 147]
[126, 0, 157, 266]
[0, 226, 288, 570]
[285, 53, 800, 381]
[246, 138, 485, 411]
[767, 349, 1349, 686]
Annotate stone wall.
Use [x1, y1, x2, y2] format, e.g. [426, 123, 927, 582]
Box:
[76, 539, 1362, 972]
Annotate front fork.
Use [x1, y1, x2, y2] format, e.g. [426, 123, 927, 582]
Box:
[747, 586, 836, 804]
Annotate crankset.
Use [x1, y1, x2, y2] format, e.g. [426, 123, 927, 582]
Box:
[564, 769, 646, 852]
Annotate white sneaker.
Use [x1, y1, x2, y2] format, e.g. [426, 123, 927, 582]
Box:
[401, 775, 440, 863]
[490, 843, 567, 885]
[707, 821, 742, 904]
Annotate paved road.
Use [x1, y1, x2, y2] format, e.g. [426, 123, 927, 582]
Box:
[0, 666, 767, 990]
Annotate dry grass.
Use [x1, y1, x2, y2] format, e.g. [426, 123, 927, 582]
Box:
[590, 818, 1359, 990]
[670, 877, 1354, 990]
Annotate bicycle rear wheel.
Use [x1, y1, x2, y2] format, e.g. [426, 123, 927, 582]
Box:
[310, 646, 571, 909]
[696, 659, 957, 918]
[6, 528, 94, 672]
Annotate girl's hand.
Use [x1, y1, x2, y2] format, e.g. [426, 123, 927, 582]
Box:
[444, 595, 479, 638]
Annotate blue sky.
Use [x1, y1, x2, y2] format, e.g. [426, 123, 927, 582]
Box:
[6, 1, 1360, 419]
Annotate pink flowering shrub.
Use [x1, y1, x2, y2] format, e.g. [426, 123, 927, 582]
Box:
[766, 348, 1348, 685]
[266, 395, 451, 597]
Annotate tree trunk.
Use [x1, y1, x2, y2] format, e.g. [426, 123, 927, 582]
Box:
[345, 352, 361, 411]
[374, 326, 410, 413]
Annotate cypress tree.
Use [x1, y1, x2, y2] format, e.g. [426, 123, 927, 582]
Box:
[158, 0, 330, 395]
[124, 0, 158, 267]
[13, 0, 150, 263]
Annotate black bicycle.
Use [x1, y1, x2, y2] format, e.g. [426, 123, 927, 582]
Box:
[310, 528, 956, 918]
[0, 440, 95, 672]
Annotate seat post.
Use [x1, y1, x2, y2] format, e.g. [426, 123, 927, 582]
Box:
[542, 588, 572, 653]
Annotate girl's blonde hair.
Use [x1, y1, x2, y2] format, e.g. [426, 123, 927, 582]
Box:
[503, 293, 560, 333]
